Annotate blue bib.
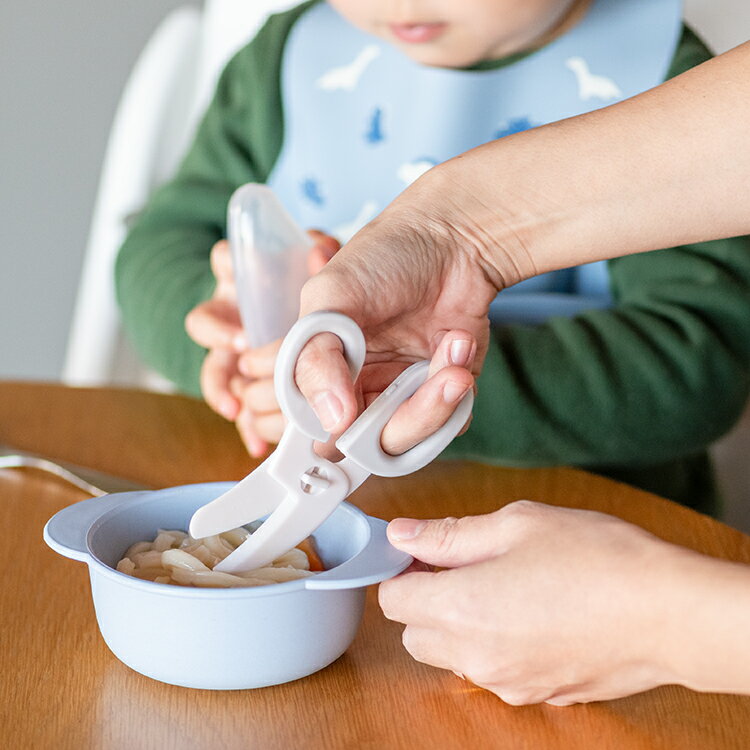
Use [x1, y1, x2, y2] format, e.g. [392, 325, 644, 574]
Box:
[268, 0, 682, 324]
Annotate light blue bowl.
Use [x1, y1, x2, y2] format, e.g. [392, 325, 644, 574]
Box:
[44, 482, 412, 690]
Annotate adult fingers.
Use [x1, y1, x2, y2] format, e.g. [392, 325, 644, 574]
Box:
[185, 298, 245, 352]
[427, 329, 477, 378]
[378, 569, 452, 628]
[401, 626, 460, 673]
[400, 629, 519, 699]
[378, 330, 476, 455]
[358, 330, 475, 404]
[386, 509, 509, 568]
[294, 332, 359, 436]
[378, 365, 474, 455]
[200, 349, 241, 421]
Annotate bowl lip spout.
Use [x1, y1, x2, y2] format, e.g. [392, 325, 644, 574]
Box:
[45, 482, 412, 599]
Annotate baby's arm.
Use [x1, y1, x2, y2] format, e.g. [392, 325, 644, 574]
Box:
[115, 8, 301, 395]
[444, 232, 750, 490]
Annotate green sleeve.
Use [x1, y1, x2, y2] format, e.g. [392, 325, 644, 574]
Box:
[115, 2, 317, 395]
[443, 26, 750, 469]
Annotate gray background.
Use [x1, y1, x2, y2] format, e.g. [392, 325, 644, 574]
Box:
[1, 1, 749, 526]
[0, 0, 197, 381]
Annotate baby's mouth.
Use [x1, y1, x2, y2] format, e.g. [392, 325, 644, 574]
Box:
[388, 22, 447, 44]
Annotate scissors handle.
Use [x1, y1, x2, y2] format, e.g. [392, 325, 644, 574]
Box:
[274, 311, 366, 442]
[337, 361, 474, 479]
[277, 312, 474, 479]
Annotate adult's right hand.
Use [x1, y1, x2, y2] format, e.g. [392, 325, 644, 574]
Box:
[294, 170, 511, 454]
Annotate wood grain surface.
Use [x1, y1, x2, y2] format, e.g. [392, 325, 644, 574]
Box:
[1, 381, 749, 749]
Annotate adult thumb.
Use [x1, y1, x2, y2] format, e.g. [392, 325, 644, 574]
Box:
[386, 513, 502, 568]
[294, 331, 359, 437]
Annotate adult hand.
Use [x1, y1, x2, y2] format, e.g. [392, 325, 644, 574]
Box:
[379, 500, 698, 705]
[294, 171, 512, 452]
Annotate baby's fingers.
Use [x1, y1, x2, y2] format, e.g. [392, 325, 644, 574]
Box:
[240, 377, 278, 414]
[237, 338, 282, 379]
[236, 406, 284, 458]
[185, 298, 245, 351]
[200, 349, 242, 421]
[306, 230, 341, 275]
[209, 240, 233, 284]
[235, 405, 269, 458]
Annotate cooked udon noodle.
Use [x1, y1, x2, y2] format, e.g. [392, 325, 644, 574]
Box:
[116, 527, 321, 588]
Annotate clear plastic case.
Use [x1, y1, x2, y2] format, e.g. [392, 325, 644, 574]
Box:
[227, 184, 311, 348]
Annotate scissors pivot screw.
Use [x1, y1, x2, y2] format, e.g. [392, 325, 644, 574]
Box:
[300, 466, 331, 494]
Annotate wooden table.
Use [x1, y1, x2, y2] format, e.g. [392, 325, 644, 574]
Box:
[2, 381, 749, 749]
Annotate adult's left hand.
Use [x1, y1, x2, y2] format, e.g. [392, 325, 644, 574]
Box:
[379, 500, 688, 705]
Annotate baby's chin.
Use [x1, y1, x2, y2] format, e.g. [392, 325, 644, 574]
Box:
[388, 40, 492, 69]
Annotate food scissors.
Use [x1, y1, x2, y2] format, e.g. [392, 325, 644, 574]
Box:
[189, 311, 474, 572]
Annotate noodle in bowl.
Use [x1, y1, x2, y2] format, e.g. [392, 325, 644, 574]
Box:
[115, 526, 322, 588]
[44, 482, 412, 690]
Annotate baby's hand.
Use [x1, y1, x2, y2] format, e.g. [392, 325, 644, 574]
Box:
[233, 339, 284, 451]
[232, 230, 341, 456]
[185, 240, 246, 422]
[186, 232, 341, 458]
[306, 229, 340, 275]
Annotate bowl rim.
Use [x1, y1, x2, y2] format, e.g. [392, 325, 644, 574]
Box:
[85, 493, 372, 600]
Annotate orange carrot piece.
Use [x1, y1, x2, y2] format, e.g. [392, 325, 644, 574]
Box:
[296, 537, 325, 571]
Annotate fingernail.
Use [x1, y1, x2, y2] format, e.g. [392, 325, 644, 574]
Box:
[449, 339, 472, 367]
[312, 391, 344, 432]
[443, 380, 470, 404]
[248, 437, 266, 459]
[218, 397, 237, 420]
[238, 358, 251, 377]
[232, 333, 247, 351]
[389, 518, 426, 541]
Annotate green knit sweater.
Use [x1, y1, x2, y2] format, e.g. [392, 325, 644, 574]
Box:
[115, 2, 750, 513]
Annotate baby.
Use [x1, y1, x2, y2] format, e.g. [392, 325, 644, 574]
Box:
[116, 0, 750, 512]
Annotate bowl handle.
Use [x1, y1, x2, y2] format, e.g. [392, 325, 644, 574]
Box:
[304, 516, 413, 590]
[43, 491, 144, 562]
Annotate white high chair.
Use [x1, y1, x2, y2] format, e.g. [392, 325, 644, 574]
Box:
[62, 0, 299, 389]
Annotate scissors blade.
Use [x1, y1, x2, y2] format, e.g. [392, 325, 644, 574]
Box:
[214, 482, 347, 573]
[188, 462, 284, 539]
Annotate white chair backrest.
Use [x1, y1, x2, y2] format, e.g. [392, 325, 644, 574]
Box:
[63, 0, 296, 389]
[191, 0, 300, 120]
